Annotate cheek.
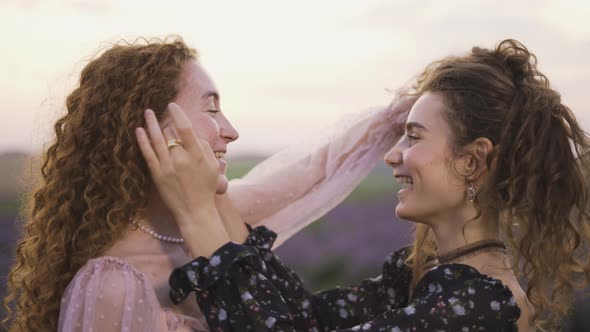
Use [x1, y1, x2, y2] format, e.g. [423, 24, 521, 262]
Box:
[406, 144, 453, 185]
[403, 148, 435, 182]
[403, 147, 465, 203]
[190, 114, 220, 145]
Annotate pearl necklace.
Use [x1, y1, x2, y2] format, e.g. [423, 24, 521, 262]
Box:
[130, 219, 184, 244]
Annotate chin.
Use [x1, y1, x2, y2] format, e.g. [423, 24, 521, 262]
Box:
[395, 202, 413, 221]
[394, 204, 406, 219]
[216, 175, 229, 194]
[396, 201, 436, 225]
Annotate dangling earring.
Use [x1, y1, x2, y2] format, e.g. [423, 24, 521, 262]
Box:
[467, 183, 477, 203]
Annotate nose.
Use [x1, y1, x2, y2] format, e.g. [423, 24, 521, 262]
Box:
[384, 139, 403, 168]
[219, 114, 239, 143]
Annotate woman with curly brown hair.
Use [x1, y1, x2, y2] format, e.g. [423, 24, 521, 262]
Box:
[2, 36, 411, 331]
[145, 39, 590, 331]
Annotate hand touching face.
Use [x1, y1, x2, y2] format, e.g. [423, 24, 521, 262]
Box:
[168, 60, 239, 194]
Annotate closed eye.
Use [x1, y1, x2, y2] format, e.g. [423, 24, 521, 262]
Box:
[406, 133, 419, 146]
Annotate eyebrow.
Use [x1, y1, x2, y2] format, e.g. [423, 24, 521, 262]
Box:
[405, 122, 428, 132]
[201, 91, 220, 101]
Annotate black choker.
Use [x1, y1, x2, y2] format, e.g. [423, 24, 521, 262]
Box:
[435, 240, 507, 264]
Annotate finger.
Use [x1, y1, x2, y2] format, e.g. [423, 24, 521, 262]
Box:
[162, 126, 178, 142]
[162, 127, 181, 153]
[144, 109, 172, 164]
[135, 127, 161, 176]
[401, 94, 419, 105]
[198, 137, 216, 159]
[390, 96, 417, 117]
[163, 126, 194, 172]
[167, 103, 200, 152]
[169, 126, 180, 140]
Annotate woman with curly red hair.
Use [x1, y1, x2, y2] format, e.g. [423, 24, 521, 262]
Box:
[2, 36, 408, 331]
[148, 39, 590, 331]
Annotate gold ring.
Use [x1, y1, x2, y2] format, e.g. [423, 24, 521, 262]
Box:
[167, 138, 183, 150]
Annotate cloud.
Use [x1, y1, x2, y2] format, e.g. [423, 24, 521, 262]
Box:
[0, 0, 588, 153]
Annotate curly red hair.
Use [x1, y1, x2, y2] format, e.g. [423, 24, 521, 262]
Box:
[3, 36, 197, 331]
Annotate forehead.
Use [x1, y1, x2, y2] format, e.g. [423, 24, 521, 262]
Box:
[406, 92, 449, 134]
[177, 60, 218, 100]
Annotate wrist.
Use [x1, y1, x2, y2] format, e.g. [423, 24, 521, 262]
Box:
[215, 193, 249, 243]
[185, 233, 230, 259]
[176, 207, 231, 258]
[226, 223, 249, 244]
[175, 204, 218, 228]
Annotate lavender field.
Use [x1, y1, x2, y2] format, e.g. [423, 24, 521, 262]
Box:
[274, 198, 413, 290]
[0, 154, 588, 330]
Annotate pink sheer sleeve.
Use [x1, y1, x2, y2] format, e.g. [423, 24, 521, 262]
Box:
[58, 257, 207, 332]
[227, 103, 405, 248]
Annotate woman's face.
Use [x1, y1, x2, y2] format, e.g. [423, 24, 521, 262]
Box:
[170, 60, 239, 194]
[384, 92, 468, 224]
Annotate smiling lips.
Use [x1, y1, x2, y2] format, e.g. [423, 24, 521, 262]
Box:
[395, 175, 414, 189]
[213, 151, 227, 173]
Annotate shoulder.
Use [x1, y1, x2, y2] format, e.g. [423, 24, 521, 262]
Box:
[384, 246, 412, 266]
[412, 264, 520, 326]
[380, 246, 413, 301]
[383, 246, 412, 275]
[59, 257, 163, 330]
[62, 256, 155, 304]
[68, 256, 149, 284]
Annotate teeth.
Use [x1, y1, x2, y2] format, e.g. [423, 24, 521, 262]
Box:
[215, 152, 225, 159]
[395, 176, 413, 187]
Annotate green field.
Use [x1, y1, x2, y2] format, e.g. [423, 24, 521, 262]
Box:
[0, 153, 400, 218]
[227, 160, 398, 203]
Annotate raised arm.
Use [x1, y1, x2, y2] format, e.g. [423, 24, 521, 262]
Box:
[228, 94, 416, 247]
[170, 227, 520, 331]
[170, 226, 413, 331]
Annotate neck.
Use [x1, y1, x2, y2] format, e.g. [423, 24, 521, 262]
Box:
[134, 188, 184, 241]
[426, 204, 499, 255]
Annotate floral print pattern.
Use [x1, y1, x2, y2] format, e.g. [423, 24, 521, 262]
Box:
[170, 226, 520, 331]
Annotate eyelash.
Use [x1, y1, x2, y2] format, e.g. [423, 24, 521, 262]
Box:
[208, 109, 220, 115]
[406, 133, 419, 146]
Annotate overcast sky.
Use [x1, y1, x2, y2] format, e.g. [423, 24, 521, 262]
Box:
[1, 0, 589, 155]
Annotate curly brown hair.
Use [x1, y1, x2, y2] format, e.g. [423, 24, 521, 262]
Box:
[405, 39, 590, 329]
[2, 36, 197, 331]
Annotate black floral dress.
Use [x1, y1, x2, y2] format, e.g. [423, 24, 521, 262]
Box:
[169, 226, 520, 331]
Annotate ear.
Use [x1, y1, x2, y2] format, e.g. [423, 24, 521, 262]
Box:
[458, 137, 494, 180]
